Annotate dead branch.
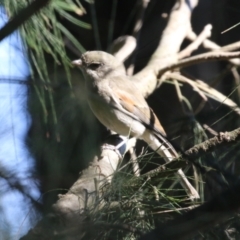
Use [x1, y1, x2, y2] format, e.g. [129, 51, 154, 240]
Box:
[133, 0, 199, 97]
[220, 41, 240, 52]
[185, 128, 240, 157]
[109, 35, 137, 62]
[179, 24, 212, 59]
[187, 30, 240, 65]
[140, 127, 240, 179]
[158, 51, 240, 77]
[21, 136, 136, 240]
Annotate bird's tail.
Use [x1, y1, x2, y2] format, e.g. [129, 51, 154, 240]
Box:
[143, 130, 200, 200]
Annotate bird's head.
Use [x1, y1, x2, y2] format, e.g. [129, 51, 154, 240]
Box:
[72, 51, 126, 80]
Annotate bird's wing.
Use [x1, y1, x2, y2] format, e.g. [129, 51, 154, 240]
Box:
[109, 77, 167, 136]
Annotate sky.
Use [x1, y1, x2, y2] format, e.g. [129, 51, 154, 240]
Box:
[0, 7, 40, 240]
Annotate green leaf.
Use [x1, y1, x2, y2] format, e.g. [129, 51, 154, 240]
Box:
[57, 22, 85, 53]
[57, 9, 91, 29]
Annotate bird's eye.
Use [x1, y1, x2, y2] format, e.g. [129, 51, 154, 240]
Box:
[88, 63, 101, 70]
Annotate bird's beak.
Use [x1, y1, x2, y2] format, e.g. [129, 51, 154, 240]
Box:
[72, 59, 82, 67]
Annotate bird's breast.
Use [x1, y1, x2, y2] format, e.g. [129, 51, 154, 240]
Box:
[86, 80, 146, 137]
[87, 93, 146, 137]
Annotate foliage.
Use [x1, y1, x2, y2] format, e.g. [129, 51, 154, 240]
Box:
[1, 0, 90, 124]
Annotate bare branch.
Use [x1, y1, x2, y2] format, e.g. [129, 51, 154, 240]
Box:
[220, 41, 240, 52]
[158, 51, 240, 77]
[187, 30, 240, 65]
[133, 0, 199, 97]
[203, 124, 218, 136]
[185, 128, 240, 157]
[179, 24, 212, 59]
[109, 36, 137, 62]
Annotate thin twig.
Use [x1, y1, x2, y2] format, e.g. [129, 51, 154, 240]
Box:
[203, 124, 218, 136]
[173, 79, 194, 116]
[133, 126, 240, 182]
[158, 51, 240, 77]
[185, 127, 240, 157]
[220, 41, 240, 52]
[166, 72, 240, 115]
[179, 24, 212, 59]
[221, 22, 240, 34]
[129, 147, 140, 177]
[109, 36, 137, 62]
[187, 30, 240, 65]
[154, 205, 199, 214]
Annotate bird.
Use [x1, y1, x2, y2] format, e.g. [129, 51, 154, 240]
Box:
[72, 51, 199, 200]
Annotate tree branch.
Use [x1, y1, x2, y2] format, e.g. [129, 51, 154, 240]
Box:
[158, 51, 240, 77]
[178, 24, 212, 59]
[0, 0, 50, 42]
[185, 127, 240, 157]
[187, 30, 240, 65]
[133, 0, 199, 97]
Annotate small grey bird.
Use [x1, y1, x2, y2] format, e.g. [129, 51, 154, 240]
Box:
[72, 51, 199, 200]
